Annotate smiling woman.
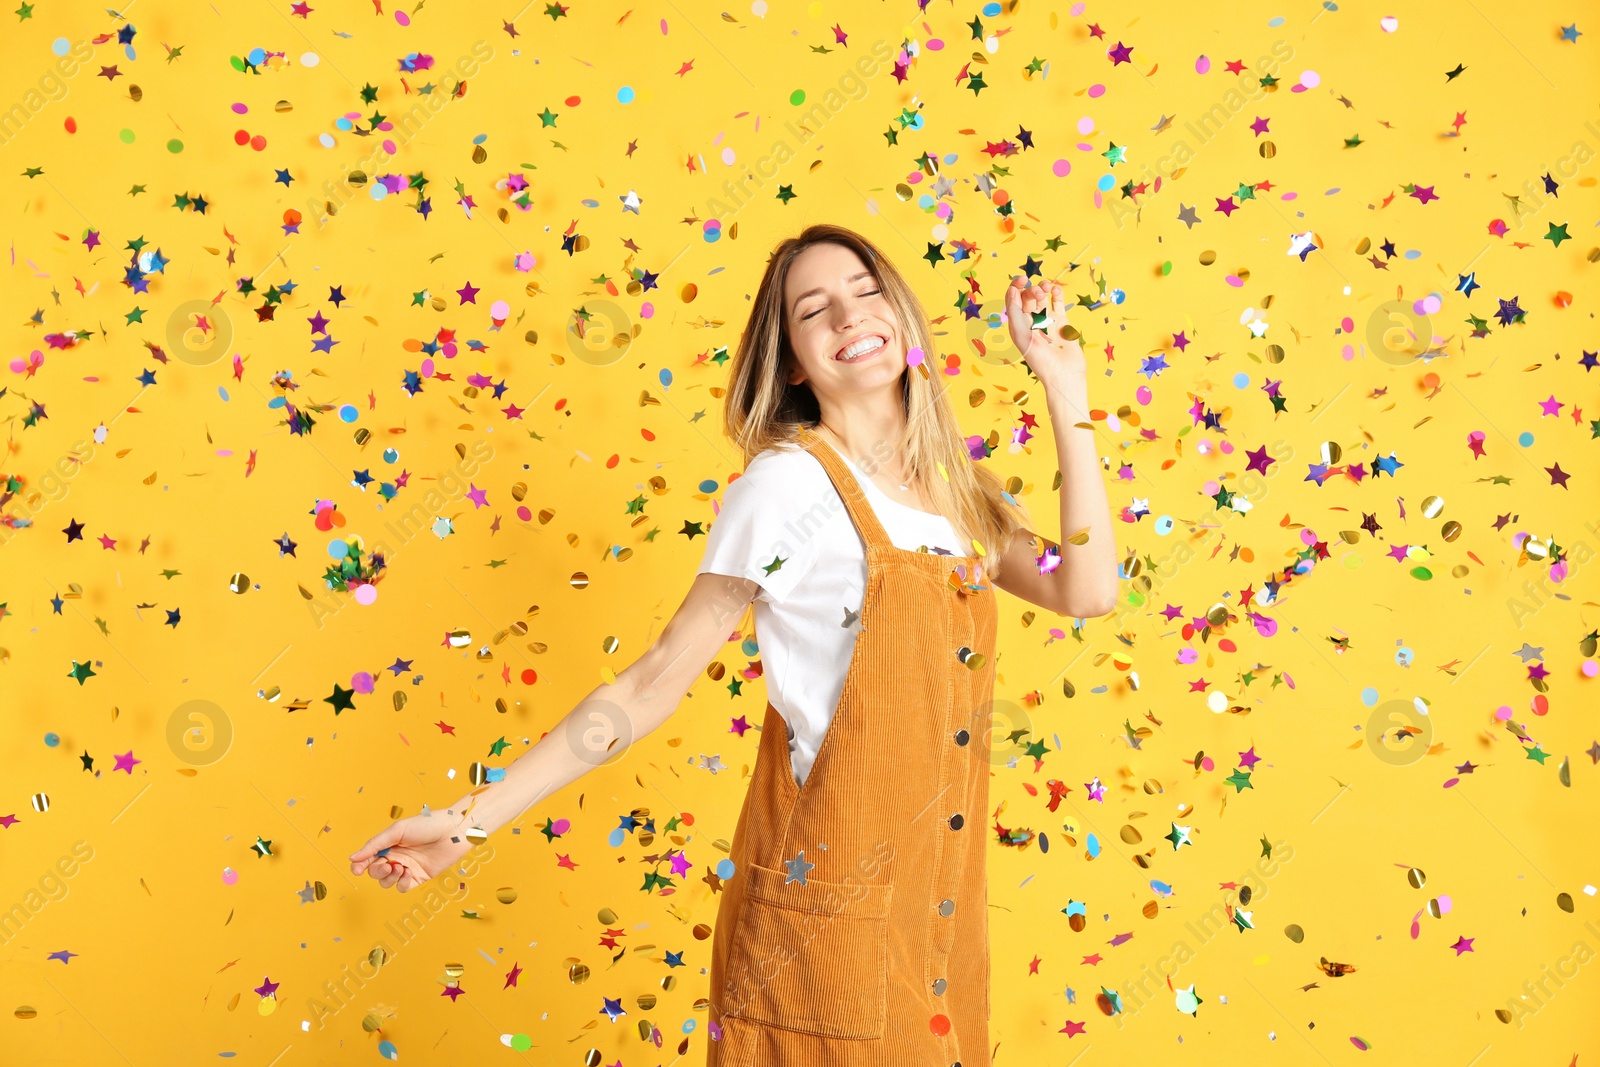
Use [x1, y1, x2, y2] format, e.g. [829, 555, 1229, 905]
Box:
[720, 223, 1032, 578]
[346, 222, 1116, 1065]
[693, 223, 1104, 1066]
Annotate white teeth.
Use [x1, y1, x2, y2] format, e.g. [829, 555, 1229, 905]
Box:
[837, 335, 886, 361]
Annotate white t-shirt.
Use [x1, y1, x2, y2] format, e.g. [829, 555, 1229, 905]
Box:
[696, 440, 963, 787]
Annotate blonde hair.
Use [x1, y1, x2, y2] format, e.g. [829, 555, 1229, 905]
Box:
[719, 223, 1033, 581]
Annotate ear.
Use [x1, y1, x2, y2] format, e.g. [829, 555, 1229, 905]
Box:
[780, 338, 804, 386]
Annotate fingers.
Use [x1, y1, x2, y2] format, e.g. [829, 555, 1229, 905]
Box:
[1049, 281, 1068, 325]
[358, 854, 414, 891]
[1008, 276, 1060, 319]
[1006, 278, 1037, 317]
[361, 856, 394, 881]
[350, 822, 405, 870]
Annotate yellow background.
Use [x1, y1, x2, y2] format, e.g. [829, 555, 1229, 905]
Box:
[2, 0, 1598, 1063]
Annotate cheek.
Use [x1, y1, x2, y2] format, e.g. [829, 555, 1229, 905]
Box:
[796, 327, 828, 365]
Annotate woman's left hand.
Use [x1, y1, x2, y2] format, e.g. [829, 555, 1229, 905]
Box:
[1004, 276, 1087, 392]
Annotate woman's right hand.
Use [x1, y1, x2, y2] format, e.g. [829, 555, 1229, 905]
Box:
[349, 810, 475, 893]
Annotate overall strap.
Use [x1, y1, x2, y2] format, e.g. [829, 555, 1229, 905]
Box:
[796, 425, 892, 552]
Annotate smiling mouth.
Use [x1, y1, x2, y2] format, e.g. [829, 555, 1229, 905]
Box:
[835, 335, 889, 361]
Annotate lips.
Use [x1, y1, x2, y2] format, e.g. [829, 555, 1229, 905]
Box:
[834, 333, 889, 360]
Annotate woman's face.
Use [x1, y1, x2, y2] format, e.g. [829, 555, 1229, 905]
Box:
[782, 242, 904, 399]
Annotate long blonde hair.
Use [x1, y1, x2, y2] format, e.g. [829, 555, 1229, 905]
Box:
[719, 223, 1033, 580]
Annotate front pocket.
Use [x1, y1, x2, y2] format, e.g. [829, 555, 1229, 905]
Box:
[720, 860, 893, 1040]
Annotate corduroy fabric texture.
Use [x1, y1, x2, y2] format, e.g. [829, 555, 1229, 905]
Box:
[706, 425, 1000, 1067]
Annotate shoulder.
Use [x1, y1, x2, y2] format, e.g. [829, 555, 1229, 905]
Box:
[730, 442, 827, 495]
[715, 444, 846, 535]
[699, 442, 837, 602]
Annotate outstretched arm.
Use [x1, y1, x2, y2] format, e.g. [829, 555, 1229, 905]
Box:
[350, 571, 759, 891]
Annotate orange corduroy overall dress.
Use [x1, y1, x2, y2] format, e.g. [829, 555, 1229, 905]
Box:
[706, 426, 1000, 1067]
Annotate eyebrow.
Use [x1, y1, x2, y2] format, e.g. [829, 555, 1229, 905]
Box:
[790, 270, 875, 313]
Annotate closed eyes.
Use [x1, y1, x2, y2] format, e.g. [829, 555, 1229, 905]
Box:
[801, 288, 881, 321]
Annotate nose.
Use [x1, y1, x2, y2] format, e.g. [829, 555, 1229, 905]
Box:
[831, 322, 863, 353]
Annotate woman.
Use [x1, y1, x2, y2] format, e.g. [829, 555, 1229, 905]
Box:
[350, 224, 1118, 1065]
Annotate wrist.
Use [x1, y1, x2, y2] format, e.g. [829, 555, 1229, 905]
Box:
[1045, 378, 1091, 421]
[444, 793, 494, 836]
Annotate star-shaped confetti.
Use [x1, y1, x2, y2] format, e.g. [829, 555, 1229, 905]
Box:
[783, 849, 816, 886]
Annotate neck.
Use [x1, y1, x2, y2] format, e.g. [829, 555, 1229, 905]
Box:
[813, 397, 909, 471]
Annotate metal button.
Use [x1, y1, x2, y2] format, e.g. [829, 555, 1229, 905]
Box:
[955, 645, 972, 663]
[932, 977, 947, 995]
[939, 899, 955, 916]
[948, 812, 964, 830]
[954, 728, 970, 746]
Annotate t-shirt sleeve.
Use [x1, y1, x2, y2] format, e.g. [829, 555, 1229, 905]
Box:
[695, 455, 823, 604]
